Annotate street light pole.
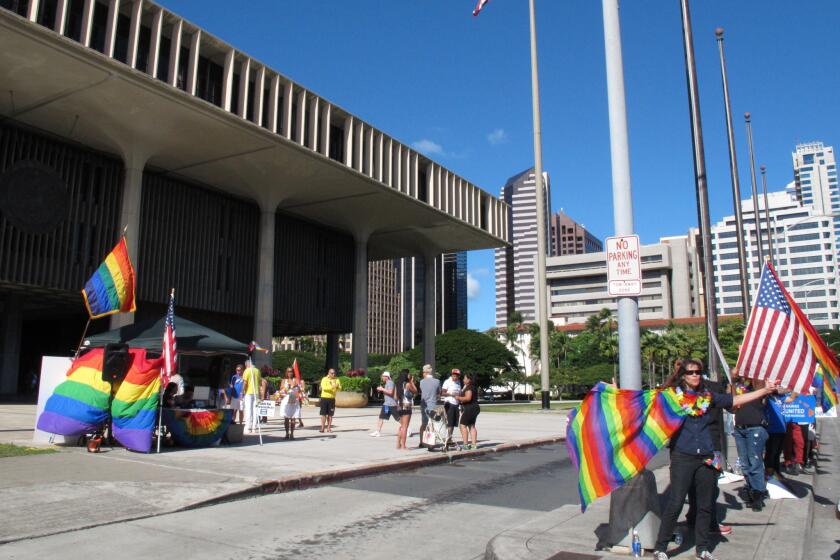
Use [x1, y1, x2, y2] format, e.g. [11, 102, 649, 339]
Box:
[715, 28, 751, 321]
[761, 165, 775, 265]
[527, 0, 551, 409]
[745, 113, 765, 266]
[680, 0, 719, 380]
[602, 0, 642, 390]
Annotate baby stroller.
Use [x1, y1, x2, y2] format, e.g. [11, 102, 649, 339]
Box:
[423, 405, 459, 452]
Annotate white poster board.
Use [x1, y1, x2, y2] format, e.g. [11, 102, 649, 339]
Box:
[256, 400, 276, 417]
[606, 235, 642, 297]
[33, 356, 73, 444]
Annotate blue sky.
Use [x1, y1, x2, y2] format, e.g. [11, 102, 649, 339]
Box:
[158, 0, 840, 332]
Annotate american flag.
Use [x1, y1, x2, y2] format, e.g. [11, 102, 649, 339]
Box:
[162, 290, 177, 387]
[473, 0, 490, 16]
[736, 262, 816, 393]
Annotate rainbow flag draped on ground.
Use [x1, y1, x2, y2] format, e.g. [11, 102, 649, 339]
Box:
[566, 382, 687, 512]
[82, 237, 136, 319]
[111, 350, 164, 453]
[37, 348, 163, 453]
[813, 367, 838, 412]
[163, 409, 232, 447]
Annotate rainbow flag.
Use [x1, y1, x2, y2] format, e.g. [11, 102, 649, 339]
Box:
[82, 237, 136, 319]
[566, 382, 687, 511]
[813, 367, 838, 412]
[163, 409, 233, 447]
[111, 349, 164, 453]
[37, 349, 112, 437]
[782, 283, 840, 386]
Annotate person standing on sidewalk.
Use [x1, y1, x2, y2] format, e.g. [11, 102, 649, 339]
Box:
[454, 372, 480, 449]
[395, 369, 417, 450]
[241, 362, 262, 434]
[319, 368, 341, 433]
[652, 359, 777, 560]
[441, 369, 462, 446]
[732, 375, 769, 511]
[764, 391, 787, 479]
[370, 372, 398, 437]
[418, 364, 440, 448]
[280, 367, 301, 440]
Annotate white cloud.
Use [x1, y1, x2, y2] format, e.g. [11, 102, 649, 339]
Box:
[471, 267, 489, 277]
[487, 128, 507, 145]
[412, 139, 444, 156]
[467, 273, 480, 300]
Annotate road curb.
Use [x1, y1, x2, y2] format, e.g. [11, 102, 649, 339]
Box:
[181, 434, 566, 511]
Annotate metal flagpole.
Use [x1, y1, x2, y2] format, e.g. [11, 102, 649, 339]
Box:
[761, 165, 775, 265]
[527, 0, 551, 409]
[680, 0, 720, 381]
[745, 113, 764, 264]
[601, 0, 641, 390]
[715, 28, 751, 322]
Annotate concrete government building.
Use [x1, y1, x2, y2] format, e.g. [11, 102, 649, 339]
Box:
[0, 1, 508, 394]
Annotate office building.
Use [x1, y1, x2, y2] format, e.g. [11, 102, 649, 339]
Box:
[792, 142, 839, 260]
[495, 168, 550, 327]
[707, 189, 840, 329]
[545, 240, 701, 326]
[550, 210, 602, 256]
[0, 3, 507, 393]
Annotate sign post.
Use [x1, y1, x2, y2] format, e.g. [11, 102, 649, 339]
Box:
[606, 235, 642, 297]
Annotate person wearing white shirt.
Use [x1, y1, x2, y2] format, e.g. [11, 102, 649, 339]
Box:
[441, 369, 462, 444]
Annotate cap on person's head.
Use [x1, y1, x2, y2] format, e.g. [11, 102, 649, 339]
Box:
[451, 368, 461, 376]
[382, 371, 391, 379]
[422, 364, 433, 374]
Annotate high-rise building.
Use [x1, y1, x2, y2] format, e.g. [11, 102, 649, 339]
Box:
[706, 189, 840, 329]
[367, 260, 401, 354]
[549, 210, 602, 256]
[495, 168, 550, 327]
[792, 142, 839, 261]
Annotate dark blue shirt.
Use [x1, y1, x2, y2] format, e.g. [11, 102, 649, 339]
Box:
[671, 392, 733, 456]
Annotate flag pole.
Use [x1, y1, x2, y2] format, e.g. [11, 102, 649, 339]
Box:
[72, 317, 92, 361]
[527, 0, 551, 409]
[157, 288, 175, 454]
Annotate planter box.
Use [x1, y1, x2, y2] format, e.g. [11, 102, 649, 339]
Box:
[335, 391, 368, 408]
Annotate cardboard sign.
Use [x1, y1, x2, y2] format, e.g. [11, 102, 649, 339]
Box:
[606, 235, 642, 296]
[779, 395, 817, 424]
[256, 400, 276, 417]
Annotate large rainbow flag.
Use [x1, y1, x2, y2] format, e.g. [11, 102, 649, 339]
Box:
[37, 348, 163, 453]
[82, 237, 136, 319]
[813, 366, 838, 412]
[566, 382, 687, 511]
[163, 409, 233, 447]
[111, 350, 164, 453]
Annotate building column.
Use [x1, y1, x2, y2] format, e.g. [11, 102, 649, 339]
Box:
[423, 252, 437, 371]
[0, 294, 22, 394]
[253, 208, 276, 368]
[351, 233, 369, 372]
[325, 333, 339, 373]
[111, 160, 146, 329]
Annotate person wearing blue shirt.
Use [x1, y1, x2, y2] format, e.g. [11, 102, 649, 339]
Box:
[229, 364, 244, 425]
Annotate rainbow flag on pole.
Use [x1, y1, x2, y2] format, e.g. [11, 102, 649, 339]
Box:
[82, 237, 136, 319]
[111, 350, 164, 453]
[566, 382, 687, 511]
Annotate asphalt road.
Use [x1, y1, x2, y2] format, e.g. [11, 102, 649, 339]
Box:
[2, 443, 613, 560]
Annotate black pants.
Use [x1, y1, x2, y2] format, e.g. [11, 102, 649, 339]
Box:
[764, 432, 785, 475]
[686, 475, 719, 529]
[655, 451, 718, 554]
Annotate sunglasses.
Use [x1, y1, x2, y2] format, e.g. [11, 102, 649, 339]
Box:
[684, 370, 701, 375]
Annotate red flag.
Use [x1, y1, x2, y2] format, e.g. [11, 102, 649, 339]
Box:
[161, 290, 176, 388]
[293, 358, 301, 382]
[473, 0, 489, 16]
[736, 262, 817, 393]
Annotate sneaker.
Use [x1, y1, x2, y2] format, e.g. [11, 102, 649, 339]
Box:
[652, 551, 669, 560]
[696, 551, 718, 560]
[715, 524, 732, 535]
[369, 431, 381, 437]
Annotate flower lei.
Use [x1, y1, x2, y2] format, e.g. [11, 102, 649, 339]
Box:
[674, 387, 712, 417]
[734, 383, 750, 396]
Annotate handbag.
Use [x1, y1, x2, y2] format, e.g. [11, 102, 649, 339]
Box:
[422, 428, 436, 446]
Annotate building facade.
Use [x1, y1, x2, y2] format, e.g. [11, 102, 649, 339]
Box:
[545, 241, 701, 326]
[549, 210, 602, 256]
[708, 189, 840, 329]
[495, 168, 550, 327]
[0, 3, 507, 393]
[792, 142, 839, 261]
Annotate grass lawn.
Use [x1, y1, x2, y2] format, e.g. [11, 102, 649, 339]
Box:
[481, 402, 579, 413]
[0, 443, 57, 458]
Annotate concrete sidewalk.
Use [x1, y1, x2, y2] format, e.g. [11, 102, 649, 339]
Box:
[0, 402, 567, 544]
[486, 420, 837, 560]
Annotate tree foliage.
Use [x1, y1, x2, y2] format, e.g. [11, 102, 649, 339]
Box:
[271, 350, 324, 383]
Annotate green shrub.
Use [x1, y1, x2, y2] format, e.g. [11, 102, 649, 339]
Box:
[338, 375, 371, 394]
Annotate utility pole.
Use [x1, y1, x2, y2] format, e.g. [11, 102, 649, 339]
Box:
[680, 0, 719, 380]
[715, 28, 751, 321]
[527, 0, 551, 408]
[602, 0, 641, 390]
